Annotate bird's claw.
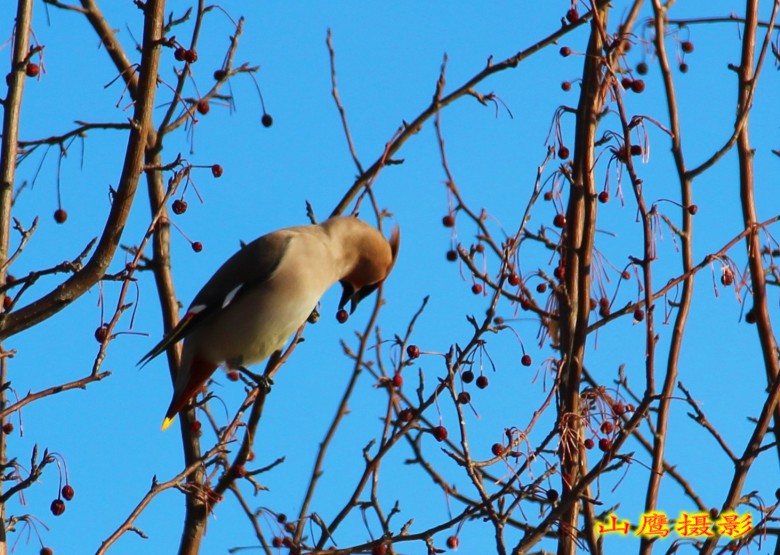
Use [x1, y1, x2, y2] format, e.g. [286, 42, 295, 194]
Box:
[238, 366, 274, 393]
[258, 374, 274, 394]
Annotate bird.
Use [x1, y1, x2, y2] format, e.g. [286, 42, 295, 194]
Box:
[138, 216, 400, 430]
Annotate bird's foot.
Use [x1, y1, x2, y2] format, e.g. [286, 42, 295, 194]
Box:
[238, 366, 274, 393]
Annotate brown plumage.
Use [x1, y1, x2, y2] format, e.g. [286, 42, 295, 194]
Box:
[139, 217, 400, 430]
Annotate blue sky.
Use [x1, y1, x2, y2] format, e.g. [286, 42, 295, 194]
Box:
[1, 1, 778, 553]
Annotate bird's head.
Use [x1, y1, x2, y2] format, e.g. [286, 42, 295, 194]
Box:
[337, 223, 400, 314]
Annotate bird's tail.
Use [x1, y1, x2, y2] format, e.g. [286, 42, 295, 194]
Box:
[161, 355, 219, 431]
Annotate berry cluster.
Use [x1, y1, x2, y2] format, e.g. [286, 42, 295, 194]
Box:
[174, 47, 198, 64]
[582, 401, 634, 454]
[50, 484, 75, 517]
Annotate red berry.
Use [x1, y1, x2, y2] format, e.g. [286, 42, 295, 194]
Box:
[553, 213, 566, 228]
[621, 77, 634, 89]
[721, 268, 734, 286]
[775, 488, 780, 501]
[211, 164, 224, 178]
[40, 548, 53, 555]
[399, 408, 413, 422]
[621, 270, 631, 280]
[184, 49, 198, 63]
[446, 535, 459, 549]
[190, 420, 202, 433]
[272, 537, 284, 548]
[476, 375, 489, 389]
[612, 402, 625, 415]
[554, 265, 565, 280]
[681, 41, 694, 53]
[172, 199, 188, 215]
[50, 499, 66, 516]
[745, 309, 756, 324]
[226, 370, 240, 381]
[546, 488, 559, 502]
[560, 46, 572, 57]
[536, 282, 547, 293]
[54, 209, 68, 224]
[261, 113, 273, 127]
[521, 354, 532, 367]
[196, 99, 210, 115]
[630, 79, 646, 93]
[213, 69, 227, 81]
[61, 484, 75, 501]
[584, 438, 595, 449]
[601, 421, 614, 434]
[406, 344, 420, 359]
[508, 273, 520, 286]
[446, 249, 458, 262]
[520, 297, 532, 310]
[174, 47, 186, 61]
[709, 507, 719, 519]
[598, 438, 611, 452]
[543, 191, 554, 201]
[630, 145, 643, 156]
[457, 391, 471, 404]
[392, 373, 403, 387]
[491, 443, 505, 457]
[433, 425, 448, 442]
[598, 191, 609, 203]
[94, 324, 109, 343]
[687, 204, 698, 215]
[336, 309, 349, 323]
[25, 62, 40, 77]
[558, 145, 570, 159]
[679, 62, 689, 73]
[461, 370, 474, 383]
[561, 81, 572, 91]
[634, 308, 645, 321]
[2, 422, 13, 434]
[471, 283, 483, 295]
[566, 8, 579, 23]
[442, 214, 455, 227]
[372, 543, 388, 555]
[636, 62, 648, 75]
[2, 295, 11, 311]
[192, 241, 203, 252]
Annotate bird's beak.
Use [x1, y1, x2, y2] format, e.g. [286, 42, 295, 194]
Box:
[339, 281, 379, 314]
[338, 282, 356, 313]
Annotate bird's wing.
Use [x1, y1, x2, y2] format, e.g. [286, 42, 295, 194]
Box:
[137, 232, 293, 367]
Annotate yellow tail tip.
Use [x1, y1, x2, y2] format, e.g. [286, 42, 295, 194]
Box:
[161, 416, 175, 431]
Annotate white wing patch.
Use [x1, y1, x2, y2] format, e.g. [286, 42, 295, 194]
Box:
[222, 284, 244, 309]
[187, 304, 207, 316]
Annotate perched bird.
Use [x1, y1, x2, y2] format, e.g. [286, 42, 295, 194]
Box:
[139, 216, 400, 430]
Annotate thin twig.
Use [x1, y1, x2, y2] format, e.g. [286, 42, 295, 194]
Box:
[326, 29, 364, 175]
